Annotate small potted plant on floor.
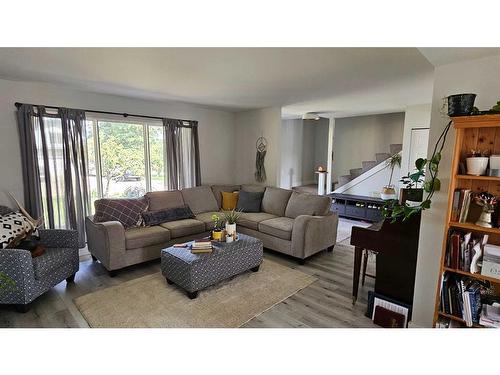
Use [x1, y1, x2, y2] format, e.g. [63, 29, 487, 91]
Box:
[466, 149, 490, 176]
[381, 153, 401, 200]
[211, 214, 225, 241]
[223, 209, 243, 240]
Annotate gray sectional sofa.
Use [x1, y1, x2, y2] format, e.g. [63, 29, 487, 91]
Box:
[85, 184, 338, 275]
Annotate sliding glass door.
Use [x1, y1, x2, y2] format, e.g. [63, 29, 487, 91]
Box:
[86, 117, 166, 211]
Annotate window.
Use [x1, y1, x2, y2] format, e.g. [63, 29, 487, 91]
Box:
[86, 117, 166, 210]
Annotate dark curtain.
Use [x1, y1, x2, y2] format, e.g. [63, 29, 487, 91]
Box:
[16, 105, 89, 247]
[163, 118, 201, 190]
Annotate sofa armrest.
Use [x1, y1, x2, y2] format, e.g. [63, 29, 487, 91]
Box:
[85, 216, 126, 270]
[39, 229, 79, 249]
[291, 212, 338, 259]
[0, 248, 35, 304]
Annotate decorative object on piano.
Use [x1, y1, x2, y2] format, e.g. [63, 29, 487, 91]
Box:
[255, 136, 267, 183]
[383, 120, 452, 222]
[446, 93, 477, 116]
[380, 153, 401, 200]
[474, 192, 497, 228]
[211, 213, 225, 241]
[490, 100, 500, 113]
[466, 149, 490, 176]
[222, 209, 242, 240]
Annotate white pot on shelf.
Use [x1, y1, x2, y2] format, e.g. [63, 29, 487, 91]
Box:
[466, 157, 489, 176]
[225, 222, 236, 236]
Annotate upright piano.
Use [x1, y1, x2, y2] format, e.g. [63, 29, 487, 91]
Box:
[350, 213, 421, 307]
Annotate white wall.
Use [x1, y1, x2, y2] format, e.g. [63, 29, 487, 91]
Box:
[233, 107, 282, 186]
[333, 113, 405, 182]
[280, 117, 329, 189]
[412, 54, 500, 327]
[0, 78, 235, 206]
[400, 104, 432, 177]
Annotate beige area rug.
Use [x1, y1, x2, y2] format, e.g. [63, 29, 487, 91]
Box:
[74, 260, 316, 328]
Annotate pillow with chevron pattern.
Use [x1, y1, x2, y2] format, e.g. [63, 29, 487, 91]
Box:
[0, 212, 33, 249]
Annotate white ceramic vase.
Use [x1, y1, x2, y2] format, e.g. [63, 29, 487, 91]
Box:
[466, 157, 489, 176]
[225, 222, 236, 236]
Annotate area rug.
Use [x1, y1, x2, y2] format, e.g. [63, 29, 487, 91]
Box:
[74, 259, 316, 328]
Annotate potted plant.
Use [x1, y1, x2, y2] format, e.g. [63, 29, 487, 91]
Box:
[381, 153, 401, 200]
[399, 159, 425, 206]
[211, 214, 225, 241]
[466, 149, 490, 176]
[223, 209, 242, 238]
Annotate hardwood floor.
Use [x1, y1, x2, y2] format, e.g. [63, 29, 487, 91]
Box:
[0, 237, 376, 328]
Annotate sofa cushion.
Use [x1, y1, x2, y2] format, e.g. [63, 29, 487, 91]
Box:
[285, 191, 332, 218]
[194, 211, 222, 231]
[237, 212, 277, 231]
[211, 185, 241, 208]
[94, 197, 149, 229]
[125, 226, 171, 249]
[258, 217, 294, 241]
[181, 186, 219, 214]
[241, 184, 266, 193]
[221, 191, 239, 211]
[32, 247, 76, 280]
[142, 205, 195, 226]
[261, 187, 293, 216]
[145, 190, 185, 211]
[237, 191, 264, 213]
[160, 219, 206, 238]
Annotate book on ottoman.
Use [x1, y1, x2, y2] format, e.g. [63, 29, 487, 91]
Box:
[191, 239, 213, 253]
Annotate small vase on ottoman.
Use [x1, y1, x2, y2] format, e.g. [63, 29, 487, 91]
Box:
[223, 209, 242, 239]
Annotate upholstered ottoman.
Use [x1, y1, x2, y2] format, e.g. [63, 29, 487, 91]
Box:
[161, 233, 263, 299]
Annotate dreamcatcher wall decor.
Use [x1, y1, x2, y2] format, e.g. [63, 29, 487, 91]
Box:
[255, 136, 267, 183]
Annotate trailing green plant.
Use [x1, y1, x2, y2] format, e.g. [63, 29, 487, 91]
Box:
[383, 120, 453, 222]
[386, 153, 402, 187]
[0, 271, 16, 296]
[222, 209, 243, 225]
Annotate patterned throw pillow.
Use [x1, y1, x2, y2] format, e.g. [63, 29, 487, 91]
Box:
[94, 197, 149, 229]
[0, 211, 33, 249]
[142, 205, 195, 226]
[221, 191, 239, 210]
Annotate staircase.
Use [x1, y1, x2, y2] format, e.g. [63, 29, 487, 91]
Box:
[336, 143, 402, 189]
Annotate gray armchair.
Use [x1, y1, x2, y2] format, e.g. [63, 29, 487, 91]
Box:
[0, 229, 79, 312]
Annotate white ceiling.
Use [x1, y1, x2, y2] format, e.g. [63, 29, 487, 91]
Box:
[0, 48, 499, 117]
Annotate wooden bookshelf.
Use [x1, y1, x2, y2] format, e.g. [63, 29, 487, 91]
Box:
[433, 114, 500, 328]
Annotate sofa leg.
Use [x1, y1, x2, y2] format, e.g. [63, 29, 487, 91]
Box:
[297, 258, 306, 265]
[187, 290, 199, 299]
[91, 255, 97, 262]
[15, 303, 31, 313]
[327, 245, 334, 252]
[66, 274, 76, 283]
[251, 265, 260, 272]
[108, 270, 118, 278]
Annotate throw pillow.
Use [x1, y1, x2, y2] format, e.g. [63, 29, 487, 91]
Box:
[236, 191, 264, 213]
[94, 197, 149, 229]
[142, 205, 195, 226]
[221, 191, 239, 211]
[0, 211, 33, 249]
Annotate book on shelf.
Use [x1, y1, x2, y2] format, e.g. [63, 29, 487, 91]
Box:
[445, 230, 488, 273]
[451, 189, 483, 224]
[481, 244, 500, 280]
[440, 272, 483, 327]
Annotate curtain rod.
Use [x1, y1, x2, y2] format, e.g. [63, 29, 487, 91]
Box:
[14, 102, 196, 124]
